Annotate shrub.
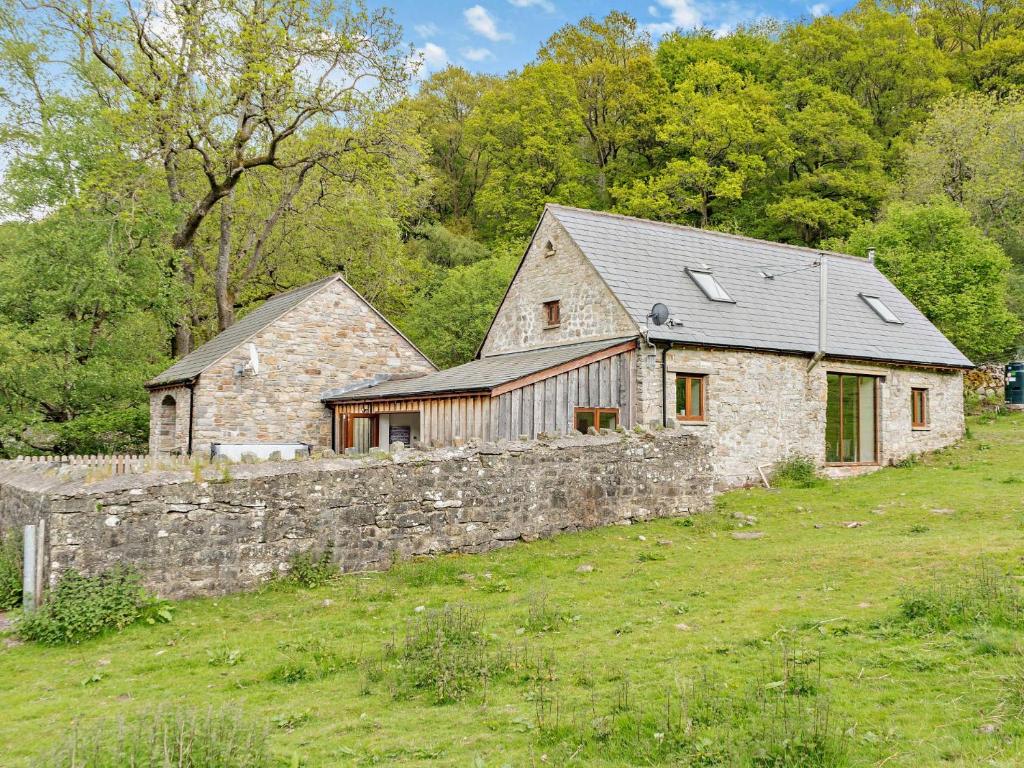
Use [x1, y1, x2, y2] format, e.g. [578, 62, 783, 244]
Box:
[286, 548, 337, 588]
[771, 456, 824, 489]
[898, 561, 1024, 631]
[0, 530, 23, 611]
[37, 707, 270, 767]
[18, 567, 170, 645]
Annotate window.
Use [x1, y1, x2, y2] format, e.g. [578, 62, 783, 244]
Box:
[911, 388, 929, 428]
[825, 373, 879, 464]
[686, 268, 734, 303]
[574, 407, 618, 433]
[860, 294, 903, 324]
[543, 299, 561, 327]
[675, 374, 706, 421]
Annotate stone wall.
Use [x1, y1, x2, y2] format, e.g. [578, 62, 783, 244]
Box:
[0, 431, 713, 599]
[147, 384, 193, 455]
[480, 212, 638, 356]
[149, 278, 435, 457]
[635, 343, 964, 487]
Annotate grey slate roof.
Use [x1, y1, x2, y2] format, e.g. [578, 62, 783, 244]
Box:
[323, 337, 634, 402]
[547, 205, 973, 369]
[146, 274, 340, 388]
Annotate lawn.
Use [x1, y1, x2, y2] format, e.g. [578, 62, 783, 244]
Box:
[2, 413, 1024, 766]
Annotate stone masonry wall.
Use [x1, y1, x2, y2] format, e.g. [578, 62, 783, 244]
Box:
[480, 212, 638, 356]
[0, 431, 713, 599]
[636, 344, 964, 487]
[152, 279, 436, 457]
[147, 384, 193, 455]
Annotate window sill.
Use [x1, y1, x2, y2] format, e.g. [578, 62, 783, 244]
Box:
[543, 324, 561, 330]
[676, 419, 709, 426]
[912, 426, 931, 432]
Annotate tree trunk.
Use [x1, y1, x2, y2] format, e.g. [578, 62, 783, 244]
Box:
[172, 244, 196, 357]
[216, 191, 235, 331]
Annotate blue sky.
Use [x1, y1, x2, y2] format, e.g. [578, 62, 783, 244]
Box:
[373, 0, 856, 76]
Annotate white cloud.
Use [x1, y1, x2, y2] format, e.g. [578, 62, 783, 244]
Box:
[419, 42, 449, 70]
[508, 0, 555, 12]
[461, 47, 494, 61]
[648, 0, 703, 32]
[414, 22, 440, 38]
[809, 2, 828, 17]
[464, 5, 513, 42]
[648, 4, 660, 17]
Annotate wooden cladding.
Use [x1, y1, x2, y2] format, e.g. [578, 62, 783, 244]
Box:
[332, 346, 636, 447]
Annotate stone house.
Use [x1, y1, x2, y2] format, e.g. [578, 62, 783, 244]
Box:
[146, 274, 435, 457]
[329, 205, 971, 486]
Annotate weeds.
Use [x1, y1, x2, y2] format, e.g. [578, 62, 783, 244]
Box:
[18, 567, 171, 645]
[285, 548, 337, 588]
[772, 455, 824, 489]
[523, 592, 569, 633]
[36, 707, 270, 767]
[0, 529, 22, 611]
[267, 637, 348, 683]
[898, 561, 1024, 631]
[391, 556, 465, 588]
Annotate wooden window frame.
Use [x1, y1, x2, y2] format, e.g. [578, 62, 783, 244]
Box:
[911, 388, 929, 429]
[543, 299, 561, 328]
[825, 373, 881, 466]
[573, 407, 619, 433]
[675, 374, 707, 422]
[339, 413, 379, 453]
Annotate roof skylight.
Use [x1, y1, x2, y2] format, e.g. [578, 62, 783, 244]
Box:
[686, 268, 734, 303]
[860, 294, 903, 324]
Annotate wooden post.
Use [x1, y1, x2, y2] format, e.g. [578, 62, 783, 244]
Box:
[22, 524, 36, 614]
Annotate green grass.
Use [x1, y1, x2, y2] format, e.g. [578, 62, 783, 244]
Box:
[3, 413, 1024, 766]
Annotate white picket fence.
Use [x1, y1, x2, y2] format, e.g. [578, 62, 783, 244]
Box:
[13, 453, 190, 475]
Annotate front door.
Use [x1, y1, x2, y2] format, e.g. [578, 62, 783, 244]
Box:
[825, 373, 878, 464]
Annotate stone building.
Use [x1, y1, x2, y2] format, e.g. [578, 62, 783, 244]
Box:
[330, 205, 972, 486]
[146, 274, 435, 457]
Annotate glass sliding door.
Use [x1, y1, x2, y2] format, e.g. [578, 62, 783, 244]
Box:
[825, 373, 878, 464]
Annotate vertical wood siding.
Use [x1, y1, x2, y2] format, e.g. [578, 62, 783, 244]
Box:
[333, 348, 636, 446]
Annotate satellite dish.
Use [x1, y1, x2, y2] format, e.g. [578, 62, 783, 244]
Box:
[648, 303, 670, 326]
[248, 343, 259, 375]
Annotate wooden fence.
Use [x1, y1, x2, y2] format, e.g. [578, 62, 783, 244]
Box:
[13, 454, 189, 475]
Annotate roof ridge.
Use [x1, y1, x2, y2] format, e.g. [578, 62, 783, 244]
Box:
[544, 204, 871, 264]
[480, 336, 635, 359]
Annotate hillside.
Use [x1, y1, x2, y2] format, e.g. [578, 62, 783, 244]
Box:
[2, 413, 1024, 766]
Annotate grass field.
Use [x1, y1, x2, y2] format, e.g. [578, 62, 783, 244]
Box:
[2, 413, 1024, 766]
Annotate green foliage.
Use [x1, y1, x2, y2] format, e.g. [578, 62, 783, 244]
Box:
[898, 562, 1024, 631]
[0, 530, 23, 611]
[285, 548, 337, 589]
[841, 199, 1022, 362]
[772, 455, 825, 489]
[37, 708, 270, 768]
[18, 567, 170, 645]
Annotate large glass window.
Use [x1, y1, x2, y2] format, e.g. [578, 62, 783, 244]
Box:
[825, 373, 878, 464]
[911, 388, 929, 428]
[675, 374, 706, 421]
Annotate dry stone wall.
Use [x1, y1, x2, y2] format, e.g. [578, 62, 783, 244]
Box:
[0, 431, 713, 599]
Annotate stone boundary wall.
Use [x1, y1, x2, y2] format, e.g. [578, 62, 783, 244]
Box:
[0, 431, 713, 599]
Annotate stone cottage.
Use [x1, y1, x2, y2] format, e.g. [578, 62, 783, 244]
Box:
[146, 274, 435, 457]
[328, 205, 972, 486]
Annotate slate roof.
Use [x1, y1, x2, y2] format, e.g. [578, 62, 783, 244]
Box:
[546, 205, 973, 369]
[323, 337, 635, 402]
[147, 275, 341, 388]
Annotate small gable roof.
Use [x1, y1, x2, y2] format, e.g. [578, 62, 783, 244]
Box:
[545, 205, 973, 369]
[323, 337, 636, 402]
[147, 274, 427, 388]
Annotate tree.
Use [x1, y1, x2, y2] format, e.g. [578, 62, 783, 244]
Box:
[904, 93, 1024, 260]
[841, 200, 1021, 362]
[31, 0, 414, 352]
[538, 11, 666, 196]
[762, 79, 887, 244]
[614, 60, 788, 227]
[781, 4, 951, 143]
[469, 62, 596, 240]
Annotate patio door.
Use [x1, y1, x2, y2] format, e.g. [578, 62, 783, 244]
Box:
[342, 414, 378, 454]
[825, 373, 878, 464]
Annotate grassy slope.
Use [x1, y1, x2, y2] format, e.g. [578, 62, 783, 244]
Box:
[2, 413, 1024, 766]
